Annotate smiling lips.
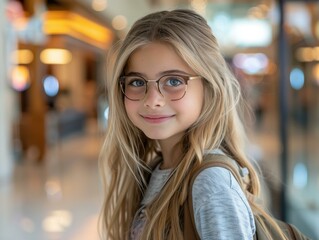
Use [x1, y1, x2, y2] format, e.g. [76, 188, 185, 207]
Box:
[141, 114, 174, 124]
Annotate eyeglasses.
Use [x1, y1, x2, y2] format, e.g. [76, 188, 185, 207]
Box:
[119, 74, 201, 101]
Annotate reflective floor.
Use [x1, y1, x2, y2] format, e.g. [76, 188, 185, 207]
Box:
[0, 120, 102, 240]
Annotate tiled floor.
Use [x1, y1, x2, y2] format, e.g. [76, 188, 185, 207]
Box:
[0, 120, 103, 240]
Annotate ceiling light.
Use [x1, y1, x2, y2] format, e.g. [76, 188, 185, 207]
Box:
[40, 48, 72, 65]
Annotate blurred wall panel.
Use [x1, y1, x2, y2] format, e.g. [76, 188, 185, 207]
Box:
[19, 45, 47, 163]
[0, 0, 14, 180]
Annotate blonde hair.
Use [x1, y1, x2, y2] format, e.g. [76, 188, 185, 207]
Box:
[99, 9, 286, 240]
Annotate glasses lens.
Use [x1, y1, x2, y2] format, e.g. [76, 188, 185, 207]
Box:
[121, 76, 146, 100]
[120, 75, 189, 101]
[159, 75, 187, 100]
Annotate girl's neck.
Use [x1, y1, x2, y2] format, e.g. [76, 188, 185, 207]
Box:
[158, 135, 183, 169]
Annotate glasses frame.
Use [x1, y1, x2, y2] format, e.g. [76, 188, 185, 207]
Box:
[119, 74, 201, 101]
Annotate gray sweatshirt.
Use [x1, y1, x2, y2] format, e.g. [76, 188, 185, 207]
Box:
[130, 157, 256, 239]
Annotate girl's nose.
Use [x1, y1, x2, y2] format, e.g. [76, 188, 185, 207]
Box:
[143, 84, 165, 108]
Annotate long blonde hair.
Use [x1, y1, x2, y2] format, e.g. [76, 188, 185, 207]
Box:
[99, 9, 286, 240]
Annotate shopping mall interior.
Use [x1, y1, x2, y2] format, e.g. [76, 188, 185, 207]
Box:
[0, 0, 318, 239]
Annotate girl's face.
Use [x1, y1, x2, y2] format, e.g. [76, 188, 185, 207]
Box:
[124, 42, 204, 144]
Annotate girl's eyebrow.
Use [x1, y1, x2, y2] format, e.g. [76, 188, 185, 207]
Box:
[160, 70, 190, 75]
[125, 69, 191, 77]
[125, 71, 145, 77]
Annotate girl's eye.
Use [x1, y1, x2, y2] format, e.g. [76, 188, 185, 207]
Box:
[128, 78, 145, 87]
[164, 76, 185, 87]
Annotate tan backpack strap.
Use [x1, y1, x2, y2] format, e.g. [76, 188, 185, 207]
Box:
[184, 154, 249, 239]
[183, 195, 199, 240]
[203, 154, 247, 187]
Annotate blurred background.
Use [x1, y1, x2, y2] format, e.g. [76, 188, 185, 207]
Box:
[0, 0, 318, 239]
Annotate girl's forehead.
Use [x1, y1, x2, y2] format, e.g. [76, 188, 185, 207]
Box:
[125, 42, 195, 76]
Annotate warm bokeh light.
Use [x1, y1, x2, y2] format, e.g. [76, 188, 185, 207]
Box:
[312, 63, 319, 85]
[112, 15, 127, 31]
[11, 65, 31, 91]
[45, 180, 62, 200]
[313, 47, 319, 61]
[40, 48, 72, 65]
[190, 0, 207, 15]
[92, 0, 107, 11]
[295, 47, 318, 62]
[248, 4, 270, 19]
[11, 49, 34, 64]
[42, 210, 73, 233]
[44, 11, 114, 49]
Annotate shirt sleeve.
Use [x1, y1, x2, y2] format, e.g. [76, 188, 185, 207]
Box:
[192, 167, 256, 240]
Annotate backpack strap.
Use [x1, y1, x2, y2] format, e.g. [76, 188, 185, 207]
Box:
[184, 153, 249, 239]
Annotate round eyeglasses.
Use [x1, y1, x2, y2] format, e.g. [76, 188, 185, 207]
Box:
[119, 74, 201, 101]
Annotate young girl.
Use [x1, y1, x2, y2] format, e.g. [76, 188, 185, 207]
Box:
[99, 9, 286, 240]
